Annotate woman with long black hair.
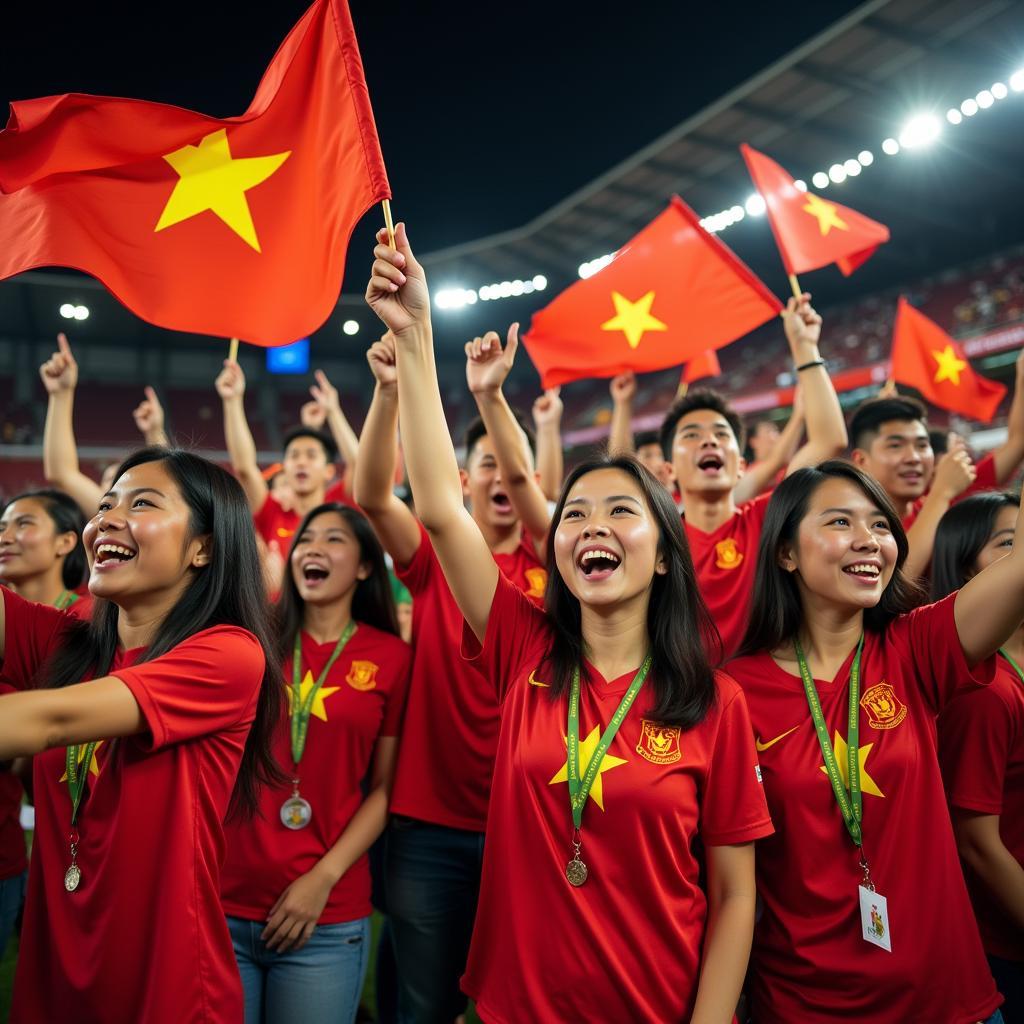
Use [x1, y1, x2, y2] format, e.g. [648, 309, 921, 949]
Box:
[732, 459, 1008, 1024]
[0, 446, 282, 1024]
[364, 223, 772, 1023]
[220, 501, 410, 1024]
[932, 493, 1024, 1019]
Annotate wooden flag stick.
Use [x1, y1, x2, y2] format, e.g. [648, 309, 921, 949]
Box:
[382, 199, 396, 249]
[676, 380, 689, 399]
[787, 273, 803, 301]
[228, 337, 239, 363]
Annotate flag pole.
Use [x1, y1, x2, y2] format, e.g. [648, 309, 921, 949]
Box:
[228, 337, 239, 363]
[382, 199, 396, 249]
[676, 380, 689, 399]
[787, 273, 802, 300]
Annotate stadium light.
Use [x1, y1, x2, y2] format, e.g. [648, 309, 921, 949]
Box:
[976, 90, 994, 109]
[857, 150, 874, 166]
[991, 82, 1008, 100]
[947, 108, 963, 125]
[793, 179, 808, 191]
[828, 163, 847, 184]
[1011, 69, 1024, 92]
[961, 98, 979, 116]
[73, 305, 89, 321]
[744, 193, 766, 216]
[844, 158, 861, 176]
[881, 138, 900, 155]
[59, 303, 75, 319]
[812, 171, 830, 189]
[898, 114, 941, 149]
[342, 320, 359, 336]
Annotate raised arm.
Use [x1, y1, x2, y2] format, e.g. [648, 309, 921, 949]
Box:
[466, 326, 552, 553]
[365, 223, 498, 641]
[991, 348, 1024, 484]
[132, 386, 170, 447]
[351, 333, 422, 568]
[310, 369, 361, 492]
[532, 387, 564, 503]
[40, 333, 103, 516]
[781, 295, 848, 474]
[734, 387, 805, 505]
[215, 359, 267, 514]
[608, 372, 637, 455]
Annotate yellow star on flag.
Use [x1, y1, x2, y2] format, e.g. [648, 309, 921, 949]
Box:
[287, 670, 340, 723]
[802, 193, 848, 236]
[820, 731, 885, 798]
[931, 344, 968, 386]
[549, 726, 628, 810]
[154, 129, 291, 252]
[600, 291, 668, 350]
[59, 741, 103, 782]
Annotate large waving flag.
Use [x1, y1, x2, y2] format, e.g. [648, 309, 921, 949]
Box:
[740, 144, 889, 277]
[0, 0, 389, 346]
[522, 197, 782, 388]
[891, 297, 1006, 421]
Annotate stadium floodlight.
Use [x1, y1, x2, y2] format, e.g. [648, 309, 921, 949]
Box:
[73, 305, 89, 321]
[59, 303, 76, 319]
[881, 138, 900, 155]
[947, 108, 963, 125]
[435, 288, 476, 309]
[812, 171, 829, 189]
[897, 114, 941, 149]
[961, 98, 979, 116]
[828, 163, 847, 184]
[342, 320, 359, 336]
[533, 275, 547, 290]
[976, 90, 994, 109]
[744, 193, 766, 216]
[844, 159, 861, 176]
[793, 179, 807, 191]
[1011, 69, 1024, 92]
[857, 150, 874, 166]
[991, 82, 1008, 100]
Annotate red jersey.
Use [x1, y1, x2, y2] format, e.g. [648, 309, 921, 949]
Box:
[728, 595, 1001, 1024]
[460, 574, 773, 1023]
[684, 491, 771, 659]
[939, 656, 1024, 962]
[390, 522, 547, 831]
[221, 623, 410, 924]
[0, 587, 265, 1024]
[254, 492, 301, 560]
[902, 451, 998, 530]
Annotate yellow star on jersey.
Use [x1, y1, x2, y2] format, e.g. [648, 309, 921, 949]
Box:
[600, 291, 668, 350]
[154, 129, 291, 252]
[59, 741, 103, 782]
[549, 726, 628, 810]
[287, 670, 341, 723]
[931, 344, 968, 386]
[802, 193, 848, 236]
[820, 731, 885, 798]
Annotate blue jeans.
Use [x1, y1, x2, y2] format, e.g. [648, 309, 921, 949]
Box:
[0, 871, 25, 954]
[983, 1011, 1005, 1024]
[227, 914, 370, 1024]
[385, 816, 486, 1024]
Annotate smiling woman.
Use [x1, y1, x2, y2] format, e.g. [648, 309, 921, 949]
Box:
[0, 446, 283, 1024]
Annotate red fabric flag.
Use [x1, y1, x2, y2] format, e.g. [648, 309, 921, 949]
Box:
[891, 297, 1006, 422]
[740, 144, 889, 277]
[521, 197, 782, 388]
[0, 0, 389, 346]
[683, 348, 722, 384]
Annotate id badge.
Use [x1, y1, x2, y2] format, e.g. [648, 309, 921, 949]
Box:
[859, 885, 892, 952]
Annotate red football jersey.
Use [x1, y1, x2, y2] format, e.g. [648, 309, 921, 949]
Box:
[902, 451, 998, 530]
[390, 522, 547, 831]
[459, 574, 773, 1023]
[253, 493, 301, 560]
[729, 596, 1001, 1024]
[0, 587, 264, 1024]
[939, 657, 1024, 962]
[684, 492, 771, 658]
[221, 624, 410, 924]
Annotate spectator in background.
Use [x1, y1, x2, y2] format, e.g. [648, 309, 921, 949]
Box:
[608, 372, 673, 491]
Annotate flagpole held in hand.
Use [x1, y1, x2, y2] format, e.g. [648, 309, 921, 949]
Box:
[382, 200, 396, 249]
[228, 337, 239, 363]
[787, 274, 802, 301]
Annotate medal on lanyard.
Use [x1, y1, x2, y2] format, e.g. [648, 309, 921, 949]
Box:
[281, 623, 357, 830]
[63, 741, 98, 892]
[795, 636, 891, 951]
[564, 655, 651, 887]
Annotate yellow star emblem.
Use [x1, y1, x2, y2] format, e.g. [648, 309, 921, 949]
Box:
[802, 193, 848, 236]
[820, 731, 884, 798]
[931, 344, 968, 386]
[287, 670, 341, 723]
[549, 726, 628, 810]
[600, 291, 668, 350]
[59, 741, 103, 782]
[154, 129, 291, 252]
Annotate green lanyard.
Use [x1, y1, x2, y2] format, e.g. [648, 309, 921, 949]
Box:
[999, 648, 1024, 685]
[65, 743, 98, 825]
[54, 590, 79, 611]
[794, 635, 865, 848]
[567, 655, 651, 829]
[290, 623, 357, 767]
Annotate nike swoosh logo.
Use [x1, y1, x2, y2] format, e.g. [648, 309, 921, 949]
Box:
[755, 726, 799, 752]
[528, 670, 549, 688]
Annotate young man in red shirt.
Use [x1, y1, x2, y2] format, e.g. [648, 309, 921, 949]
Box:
[658, 294, 848, 657]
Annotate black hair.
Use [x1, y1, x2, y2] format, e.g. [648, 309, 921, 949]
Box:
[930, 492, 1020, 602]
[850, 396, 929, 452]
[634, 430, 662, 450]
[1, 489, 87, 590]
[37, 447, 285, 819]
[659, 389, 745, 460]
[928, 429, 949, 456]
[737, 459, 925, 657]
[274, 502, 399, 662]
[541, 454, 719, 728]
[463, 412, 537, 464]
[282, 426, 338, 464]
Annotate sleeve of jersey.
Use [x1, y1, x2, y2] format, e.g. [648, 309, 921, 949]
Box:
[888, 593, 997, 714]
[701, 677, 775, 846]
[393, 520, 432, 597]
[252, 493, 279, 539]
[380, 639, 413, 738]
[938, 686, 1012, 815]
[111, 626, 266, 752]
[460, 571, 549, 702]
[0, 587, 72, 690]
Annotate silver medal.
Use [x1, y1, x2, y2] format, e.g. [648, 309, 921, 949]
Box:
[280, 795, 313, 830]
[64, 864, 81, 892]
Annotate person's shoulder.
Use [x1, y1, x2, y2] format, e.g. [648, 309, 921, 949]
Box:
[711, 668, 745, 702]
[176, 623, 263, 662]
[354, 621, 408, 655]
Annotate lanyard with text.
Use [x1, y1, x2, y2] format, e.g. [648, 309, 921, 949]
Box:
[62, 741, 98, 894]
[54, 590, 79, 611]
[564, 654, 651, 888]
[999, 647, 1024, 686]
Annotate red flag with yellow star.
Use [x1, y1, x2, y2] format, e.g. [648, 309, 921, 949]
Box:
[740, 144, 889, 277]
[0, 0, 389, 345]
[683, 348, 722, 384]
[891, 297, 1006, 421]
[521, 197, 782, 388]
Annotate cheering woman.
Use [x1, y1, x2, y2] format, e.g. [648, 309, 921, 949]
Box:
[731, 460, 1007, 1024]
[365, 223, 772, 1024]
[220, 502, 410, 1024]
[0, 447, 281, 1023]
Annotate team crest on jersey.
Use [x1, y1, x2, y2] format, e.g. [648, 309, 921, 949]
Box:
[346, 660, 379, 692]
[276, 526, 295, 539]
[525, 567, 548, 598]
[636, 720, 682, 764]
[714, 538, 743, 570]
[860, 682, 907, 730]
